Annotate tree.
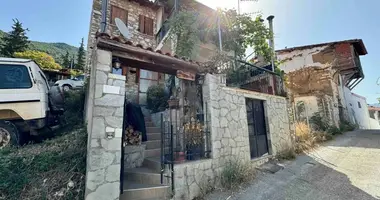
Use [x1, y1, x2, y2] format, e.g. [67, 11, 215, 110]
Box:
[1, 19, 30, 57]
[61, 51, 70, 68]
[76, 38, 85, 70]
[14, 50, 62, 70]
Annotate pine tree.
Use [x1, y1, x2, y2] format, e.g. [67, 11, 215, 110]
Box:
[76, 38, 85, 70]
[0, 19, 30, 57]
[62, 51, 70, 68]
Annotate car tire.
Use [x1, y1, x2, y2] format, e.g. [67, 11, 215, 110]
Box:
[0, 120, 21, 148]
[62, 84, 72, 92]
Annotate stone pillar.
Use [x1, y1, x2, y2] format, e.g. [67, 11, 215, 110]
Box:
[85, 49, 126, 200]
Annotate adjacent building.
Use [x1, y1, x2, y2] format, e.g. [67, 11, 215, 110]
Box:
[276, 39, 369, 128]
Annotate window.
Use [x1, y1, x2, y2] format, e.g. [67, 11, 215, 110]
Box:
[0, 64, 32, 89]
[111, 6, 128, 25]
[138, 15, 154, 36]
[358, 101, 362, 108]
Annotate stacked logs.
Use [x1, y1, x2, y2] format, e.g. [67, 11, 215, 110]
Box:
[124, 125, 142, 145]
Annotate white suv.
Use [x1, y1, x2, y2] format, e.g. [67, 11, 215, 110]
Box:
[0, 57, 64, 147]
[55, 75, 85, 91]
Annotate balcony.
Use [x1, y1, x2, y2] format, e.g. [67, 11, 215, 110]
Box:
[221, 59, 286, 97]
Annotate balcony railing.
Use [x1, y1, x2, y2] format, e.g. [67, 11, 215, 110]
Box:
[156, 6, 176, 45]
[220, 59, 287, 97]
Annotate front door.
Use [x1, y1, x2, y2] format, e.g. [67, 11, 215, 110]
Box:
[246, 98, 269, 159]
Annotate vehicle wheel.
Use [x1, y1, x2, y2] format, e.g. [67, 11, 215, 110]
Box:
[62, 84, 72, 92]
[0, 121, 20, 148]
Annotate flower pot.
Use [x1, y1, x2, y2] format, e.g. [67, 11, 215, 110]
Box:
[175, 152, 186, 163]
[186, 145, 202, 161]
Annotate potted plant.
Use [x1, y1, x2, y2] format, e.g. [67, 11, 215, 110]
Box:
[184, 122, 204, 160]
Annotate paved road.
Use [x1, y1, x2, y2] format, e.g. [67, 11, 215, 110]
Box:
[207, 130, 380, 200]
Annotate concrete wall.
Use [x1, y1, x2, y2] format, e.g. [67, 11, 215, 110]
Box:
[85, 49, 126, 200]
[173, 74, 292, 199]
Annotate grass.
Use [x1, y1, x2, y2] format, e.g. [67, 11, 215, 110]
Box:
[221, 160, 256, 190]
[0, 127, 87, 200]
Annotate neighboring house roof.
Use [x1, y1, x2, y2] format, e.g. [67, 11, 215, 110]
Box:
[130, 0, 161, 9]
[276, 39, 368, 55]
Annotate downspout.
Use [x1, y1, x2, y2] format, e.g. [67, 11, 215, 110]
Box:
[267, 15, 275, 72]
[100, 0, 109, 33]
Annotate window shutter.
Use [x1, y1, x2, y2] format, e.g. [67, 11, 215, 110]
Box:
[144, 17, 154, 36]
[111, 6, 128, 25]
[139, 15, 145, 33]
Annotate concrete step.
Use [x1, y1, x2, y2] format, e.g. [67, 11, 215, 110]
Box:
[121, 181, 170, 200]
[147, 127, 160, 133]
[147, 133, 161, 141]
[124, 167, 167, 185]
[142, 157, 161, 172]
[146, 140, 161, 150]
[145, 148, 161, 158]
[145, 121, 155, 127]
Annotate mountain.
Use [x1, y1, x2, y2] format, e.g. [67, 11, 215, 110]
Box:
[0, 30, 79, 66]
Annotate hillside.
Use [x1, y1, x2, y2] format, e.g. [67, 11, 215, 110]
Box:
[0, 30, 79, 65]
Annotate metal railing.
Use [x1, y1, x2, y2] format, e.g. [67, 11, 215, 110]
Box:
[221, 59, 287, 97]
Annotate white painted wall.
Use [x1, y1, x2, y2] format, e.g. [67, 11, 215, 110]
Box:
[277, 45, 329, 73]
[343, 87, 371, 129]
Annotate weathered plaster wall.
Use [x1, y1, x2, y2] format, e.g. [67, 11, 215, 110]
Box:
[85, 49, 126, 200]
[173, 74, 292, 199]
[277, 45, 330, 73]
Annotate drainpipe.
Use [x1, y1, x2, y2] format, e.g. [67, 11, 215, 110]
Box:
[100, 0, 109, 33]
[267, 15, 275, 72]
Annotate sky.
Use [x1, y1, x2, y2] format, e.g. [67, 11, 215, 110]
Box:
[0, 0, 379, 103]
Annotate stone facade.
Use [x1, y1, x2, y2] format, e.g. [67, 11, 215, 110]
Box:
[87, 0, 159, 69]
[124, 144, 146, 169]
[173, 74, 292, 199]
[85, 49, 126, 200]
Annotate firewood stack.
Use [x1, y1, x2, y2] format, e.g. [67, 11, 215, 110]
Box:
[124, 125, 142, 145]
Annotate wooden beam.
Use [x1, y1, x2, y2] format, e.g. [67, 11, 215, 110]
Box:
[97, 38, 200, 74]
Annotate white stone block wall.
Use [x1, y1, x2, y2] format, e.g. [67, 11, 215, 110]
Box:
[173, 74, 292, 199]
[85, 49, 126, 200]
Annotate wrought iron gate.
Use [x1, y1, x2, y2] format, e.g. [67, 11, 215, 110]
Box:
[246, 98, 269, 159]
[159, 79, 211, 195]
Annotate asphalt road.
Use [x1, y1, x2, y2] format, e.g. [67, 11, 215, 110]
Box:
[207, 130, 380, 200]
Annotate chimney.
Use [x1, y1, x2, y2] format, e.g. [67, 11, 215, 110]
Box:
[267, 15, 275, 71]
[100, 0, 109, 33]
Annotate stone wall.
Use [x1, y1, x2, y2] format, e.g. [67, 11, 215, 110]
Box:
[87, 0, 159, 69]
[85, 49, 126, 200]
[124, 144, 146, 169]
[173, 74, 292, 199]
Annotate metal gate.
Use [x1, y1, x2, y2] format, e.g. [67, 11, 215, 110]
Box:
[246, 98, 269, 159]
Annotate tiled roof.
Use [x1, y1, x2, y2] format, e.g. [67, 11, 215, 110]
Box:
[95, 31, 201, 66]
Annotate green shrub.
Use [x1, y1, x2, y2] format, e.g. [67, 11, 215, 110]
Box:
[310, 112, 330, 131]
[0, 128, 87, 200]
[63, 89, 86, 126]
[276, 147, 296, 160]
[327, 126, 342, 135]
[339, 120, 357, 132]
[221, 160, 256, 189]
[146, 85, 169, 113]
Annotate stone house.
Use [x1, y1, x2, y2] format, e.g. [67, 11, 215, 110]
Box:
[276, 39, 368, 127]
[84, 0, 293, 200]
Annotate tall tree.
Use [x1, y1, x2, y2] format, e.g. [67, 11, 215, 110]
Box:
[1, 19, 30, 57]
[76, 38, 85, 70]
[61, 51, 70, 68]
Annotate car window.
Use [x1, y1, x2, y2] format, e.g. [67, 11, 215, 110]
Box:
[76, 75, 85, 81]
[0, 64, 32, 89]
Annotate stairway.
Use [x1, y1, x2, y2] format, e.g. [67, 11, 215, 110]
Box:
[121, 117, 170, 200]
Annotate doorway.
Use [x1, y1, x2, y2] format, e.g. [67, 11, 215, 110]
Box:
[246, 98, 269, 159]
